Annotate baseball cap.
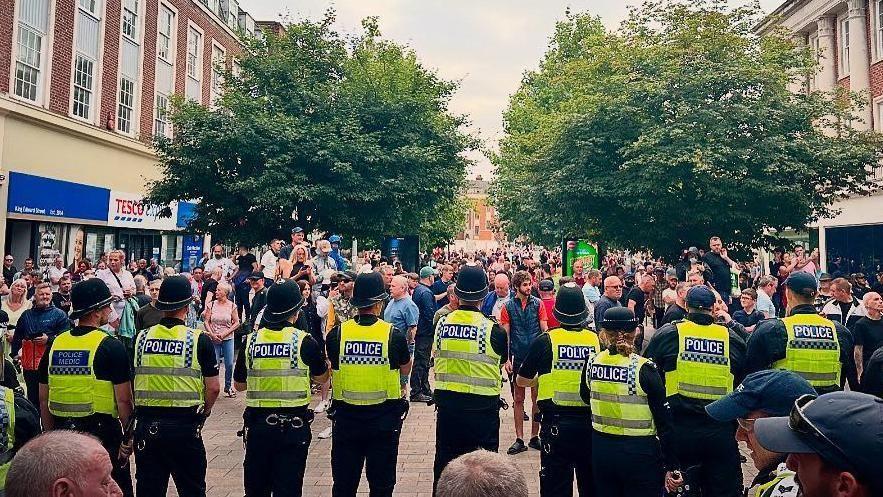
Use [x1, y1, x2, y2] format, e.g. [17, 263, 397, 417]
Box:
[755, 392, 883, 489]
[818, 273, 833, 282]
[705, 370, 816, 421]
[538, 279, 554, 292]
[685, 285, 715, 310]
[419, 266, 436, 279]
[687, 246, 699, 254]
[246, 273, 263, 281]
[291, 227, 304, 234]
[784, 272, 818, 295]
[337, 270, 357, 282]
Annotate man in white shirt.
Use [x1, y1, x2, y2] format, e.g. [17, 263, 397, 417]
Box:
[755, 275, 778, 319]
[46, 256, 67, 292]
[204, 244, 235, 283]
[96, 249, 135, 329]
[260, 239, 281, 286]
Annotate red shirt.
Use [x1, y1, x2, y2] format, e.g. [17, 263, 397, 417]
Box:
[541, 297, 559, 328]
[500, 296, 549, 325]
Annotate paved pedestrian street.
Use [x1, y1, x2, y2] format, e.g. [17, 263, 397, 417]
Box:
[160, 373, 759, 497]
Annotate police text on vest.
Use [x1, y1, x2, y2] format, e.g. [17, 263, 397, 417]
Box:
[591, 364, 629, 383]
[143, 339, 185, 355]
[252, 343, 292, 359]
[344, 341, 382, 357]
[558, 345, 594, 361]
[793, 326, 835, 340]
[684, 338, 724, 355]
[438, 324, 479, 341]
[52, 350, 89, 366]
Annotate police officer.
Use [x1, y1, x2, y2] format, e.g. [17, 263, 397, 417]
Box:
[132, 275, 220, 497]
[705, 370, 816, 497]
[326, 271, 411, 497]
[747, 272, 859, 394]
[580, 307, 679, 497]
[232, 279, 330, 497]
[0, 353, 40, 494]
[645, 285, 747, 497]
[433, 263, 508, 490]
[516, 283, 598, 497]
[38, 278, 134, 496]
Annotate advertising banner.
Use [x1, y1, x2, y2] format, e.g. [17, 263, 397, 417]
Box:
[7, 172, 108, 222]
[563, 239, 600, 276]
[108, 191, 178, 230]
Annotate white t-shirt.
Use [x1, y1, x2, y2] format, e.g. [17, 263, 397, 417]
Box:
[47, 266, 67, 291]
[204, 257, 235, 282]
[261, 250, 278, 279]
[757, 289, 776, 318]
[96, 268, 135, 326]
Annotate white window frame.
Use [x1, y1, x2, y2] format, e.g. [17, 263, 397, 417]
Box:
[69, 0, 105, 123]
[154, 1, 177, 139]
[838, 15, 850, 78]
[156, 2, 175, 63]
[116, 0, 143, 136]
[874, 95, 883, 132]
[11, 0, 54, 106]
[210, 41, 225, 106]
[185, 22, 204, 102]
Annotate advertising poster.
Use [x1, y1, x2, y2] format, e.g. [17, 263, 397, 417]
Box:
[563, 239, 600, 276]
[382, 236, 419, 273]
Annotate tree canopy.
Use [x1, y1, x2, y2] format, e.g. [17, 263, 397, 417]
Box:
[146, 14, 474, 247]
[491, 0, 883, 258]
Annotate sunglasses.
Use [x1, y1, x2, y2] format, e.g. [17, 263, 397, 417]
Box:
[789, 395, 855, 471]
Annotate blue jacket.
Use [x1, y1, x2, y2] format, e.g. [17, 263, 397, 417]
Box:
[411, 283, 436, 338]
[481, 290, 515, 317]
[12, 304, 71, 356]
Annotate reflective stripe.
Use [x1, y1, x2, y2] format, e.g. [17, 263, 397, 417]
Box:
[590, 391, 647, 405]
[795, 371, 838, 381]
[553, 392, 584, 403]
[248, 369, 308, 378]
[342, 390, 388, 401]
[135, 366, 201, 378]
[47, 401, 92, 413]
[678, 383, 729, 396]
[134, 390, 201, 401]
[591, 415, 653, 429]
[246, 391, 308, 400]
[436, 373, 499, 388]
[435, 350, 499, 365]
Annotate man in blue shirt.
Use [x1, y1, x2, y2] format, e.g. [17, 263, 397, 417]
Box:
[410, 267, 437, 403]
[385, 275, 419, 397]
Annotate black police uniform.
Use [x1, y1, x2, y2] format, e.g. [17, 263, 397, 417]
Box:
[433, 305, 507, 487]
[519, 326, 594, 497]
[37, 326, 134, 496]
[578, 344, 678, 497]
[133, 317, 219, 497]
[232, 322, 327, 497]
[644, 313, 747, 497]
[862, 347, 883, 398]
[746, 304, 859, 394]
[325, 315, 410, 497]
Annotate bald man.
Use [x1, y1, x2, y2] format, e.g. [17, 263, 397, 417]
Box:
[482, 273, 512, 320]
[384, 275, 420, 396]
[855, 291, 883, 380]
[7, 431, 122, 497]
[593, 276, 624, 326]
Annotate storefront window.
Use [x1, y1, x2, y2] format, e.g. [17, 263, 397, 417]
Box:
[826, 225, 883, 277]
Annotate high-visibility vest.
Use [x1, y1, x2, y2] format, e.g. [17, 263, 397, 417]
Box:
[433, 310, 502, 397]
[245, 327, 311, 408]
[587, 350, 655, 436]
[666, 320, 733, 400]
[773, 314, 840, 389]
[750, 467, 798, 497]
[133, 324, 204, 408]
[537, 328, 600, 407]
[332, 319, 400, 406]
[0, 387, 16, 493]
[47, 329, 118, 417]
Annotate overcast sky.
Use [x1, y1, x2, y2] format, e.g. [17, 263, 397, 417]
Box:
[238, 0, 783, 177]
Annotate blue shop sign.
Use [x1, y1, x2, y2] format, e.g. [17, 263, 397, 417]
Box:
[181, 234, 204, 272]
[7, 172, 109, 222]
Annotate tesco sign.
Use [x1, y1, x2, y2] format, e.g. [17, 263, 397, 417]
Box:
[108, 191, 178, 230]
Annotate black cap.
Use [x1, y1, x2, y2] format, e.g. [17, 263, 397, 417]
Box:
[337, 270, 358, 282]
[454, 263, 489, 302]
[291, 227, 304, 234]
[247, 273, 263, 281]
[755, 392, 883, 490]
[152, 275, 194, 312]
[351, 272, 388, 308]
[262, 279, 304, 324]
[69, 278, 115, 320]
[553, 283, 588, 327]
[538, 279, 555, 292]
[818, 273, 833, 282]
[686, 285, 715, 310]
[601, 307, 638, 332]
[784, 272, 818, 296]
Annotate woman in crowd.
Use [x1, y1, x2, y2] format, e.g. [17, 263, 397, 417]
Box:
[204, 282, 239, 397]
[295, 279, 330, 412]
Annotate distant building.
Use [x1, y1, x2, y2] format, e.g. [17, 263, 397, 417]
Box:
[454, 176, 504, 250]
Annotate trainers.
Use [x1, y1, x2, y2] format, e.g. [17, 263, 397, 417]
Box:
[507, 439, 528, 455]
[318, 426, 332, 439]
[528, 436, 542, 451]
[410, 394, 433, 404]
[314, 400, 328, 413]
[523, 411, 530, 421]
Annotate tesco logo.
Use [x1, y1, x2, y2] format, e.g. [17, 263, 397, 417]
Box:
[115, 199, 146, 216]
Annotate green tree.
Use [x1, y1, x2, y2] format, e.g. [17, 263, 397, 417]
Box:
[146, 13, 474, 247]
[492, 1, 883, 258]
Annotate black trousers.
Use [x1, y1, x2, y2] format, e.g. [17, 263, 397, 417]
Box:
[55, 415, 134, 497]
[244, 420, 311, 497]
[672, 419, 742, 497]
[23, 370, 39, 410]
[235, 281, 251, 321]
[331, 416, 403, 497]
[591, 431, 663, 497]
[409, 334, 433, 397]
[434, 405, 500, 490]
[134, 417, 207, 497]
[539, 414, 593, 497]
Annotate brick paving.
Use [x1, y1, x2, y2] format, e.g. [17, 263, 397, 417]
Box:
[160, 373, 758, 496]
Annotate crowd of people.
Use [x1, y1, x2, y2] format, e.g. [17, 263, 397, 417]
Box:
[0, 231, 881, 497]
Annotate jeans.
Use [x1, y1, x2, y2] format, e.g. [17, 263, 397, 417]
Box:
[400, 341, 415, 388]
[214, 339, 235, 391]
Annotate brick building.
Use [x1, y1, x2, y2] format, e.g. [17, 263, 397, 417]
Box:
[454, 176, 505, 251]
[759, 0, 883, 275]
[0, 0, 260, 273]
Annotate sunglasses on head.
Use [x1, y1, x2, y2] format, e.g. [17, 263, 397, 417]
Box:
[788, 394, 855, 471]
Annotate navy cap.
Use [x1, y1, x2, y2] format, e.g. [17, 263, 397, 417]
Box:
[755, 392, 883, 489]
[539, 279, 554, 292]
[784, 272, 818, 295]
[705, 370, 816, 421]
[685, 285, 715, 310]
[291, 227, 304, 234]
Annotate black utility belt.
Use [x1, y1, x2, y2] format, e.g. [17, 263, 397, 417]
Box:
[246, 410, 314, 428]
